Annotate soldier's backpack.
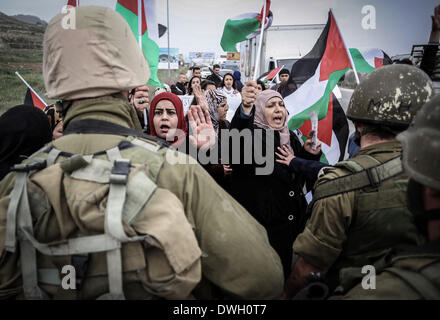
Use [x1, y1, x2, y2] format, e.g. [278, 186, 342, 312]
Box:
[1, 123, 202, 300]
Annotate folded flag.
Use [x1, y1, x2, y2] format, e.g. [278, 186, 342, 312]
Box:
[220, 0, 272, 52]
[116, 0, 161, 87]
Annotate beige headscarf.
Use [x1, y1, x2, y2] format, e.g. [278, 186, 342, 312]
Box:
[253, 90, 292, 152]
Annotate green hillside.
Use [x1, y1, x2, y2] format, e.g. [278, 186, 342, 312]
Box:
[0, 11, 48, 113]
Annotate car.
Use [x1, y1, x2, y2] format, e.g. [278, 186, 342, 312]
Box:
[218, 69, 234, 78]
[201, 66, 211, 79]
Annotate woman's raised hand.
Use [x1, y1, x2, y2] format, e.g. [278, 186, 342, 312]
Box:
[188, 105, 216, 150]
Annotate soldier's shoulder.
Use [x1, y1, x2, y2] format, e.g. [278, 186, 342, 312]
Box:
[315, 165, 353, 186]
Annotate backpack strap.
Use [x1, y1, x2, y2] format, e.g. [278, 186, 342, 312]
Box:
[312, 156, 403, 204]
[5, 160, 48, 299]
[385, 267, 440, 300]
[46, 148, 62, 167]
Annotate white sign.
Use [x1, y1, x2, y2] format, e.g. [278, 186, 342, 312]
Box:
[189, 52, 215, 59]
[158, 62, 179, 70]
[177, 95, 194, 114]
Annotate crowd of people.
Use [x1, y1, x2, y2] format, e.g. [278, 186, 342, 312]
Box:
[0, 5, 439, 300]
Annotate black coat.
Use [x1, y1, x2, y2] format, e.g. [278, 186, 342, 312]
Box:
[229, 106, 321, 277]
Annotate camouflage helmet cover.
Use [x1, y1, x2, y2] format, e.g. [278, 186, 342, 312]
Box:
[347, 64, 433, 127]
[43, 6, 150, 100]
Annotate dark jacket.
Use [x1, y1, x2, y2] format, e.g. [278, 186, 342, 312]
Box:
[206, 72, 222, 87]
[228, 106, 321, 277]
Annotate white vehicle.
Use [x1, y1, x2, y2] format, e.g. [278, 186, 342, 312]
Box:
[201, 66, 211, 79]
[239, 24, 326, 83]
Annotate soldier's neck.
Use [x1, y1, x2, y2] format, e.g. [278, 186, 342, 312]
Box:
[360, 134, 396, 149]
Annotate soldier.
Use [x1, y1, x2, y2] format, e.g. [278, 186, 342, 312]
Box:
[333, 95, 440, 299]
[0, 6, 283, 300]
[283, 64, 434, 299]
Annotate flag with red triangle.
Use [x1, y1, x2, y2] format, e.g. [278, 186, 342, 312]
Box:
[282, 10, 352, 164]
[262, 66, 283, 81]
[24, 88, 47, 111]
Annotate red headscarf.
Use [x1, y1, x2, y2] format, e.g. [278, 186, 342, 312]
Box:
[149, 92, 188, 147]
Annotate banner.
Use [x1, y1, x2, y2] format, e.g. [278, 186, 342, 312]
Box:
[177, 95, 194, 115]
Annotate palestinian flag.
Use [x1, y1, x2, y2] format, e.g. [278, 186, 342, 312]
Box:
[281, 10, 352, 164]
[116, 0, 161, 87]
[297, 93, 349, 164]
[262, 65, 283, 81]
[24, 88, 47, 111]
[220, 0, 272, 52]
[349, 48, 392, 73]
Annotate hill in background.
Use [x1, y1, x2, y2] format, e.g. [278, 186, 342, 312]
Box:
[0, 11, 48, 112]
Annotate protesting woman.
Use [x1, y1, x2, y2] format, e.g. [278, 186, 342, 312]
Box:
[229, 82, 322, 278]
[219, 73, 242, 122]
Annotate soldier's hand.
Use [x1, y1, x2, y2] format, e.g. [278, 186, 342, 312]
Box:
[130, 85, 149, 116]
[241, 80, 258, 113]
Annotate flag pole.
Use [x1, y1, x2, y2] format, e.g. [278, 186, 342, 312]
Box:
[167, 0, 171, 81]
[15, 71, 48, 106]
[267, 64, 284, 86]
[138, 0, 142, 48]
[138, 0, 148, 128]
[330, 8, 360, 84]
[253, 0, 267, 81]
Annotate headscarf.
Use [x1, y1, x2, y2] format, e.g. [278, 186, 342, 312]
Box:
[149, 92, 188, 147]
[0, 105, 52, 180]
[253, 90, 292, 152]
[233, 71, 244, 92]
[205, 89, 227, 133]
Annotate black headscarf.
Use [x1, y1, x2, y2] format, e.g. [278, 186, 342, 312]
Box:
[0, 105, 52, 180]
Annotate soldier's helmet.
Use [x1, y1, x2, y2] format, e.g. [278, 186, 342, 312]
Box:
[43, 6, 149, 101]
[347, 64, 433, 128]
[397, 95, 440, 191]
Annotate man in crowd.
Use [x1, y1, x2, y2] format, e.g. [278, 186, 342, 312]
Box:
[192, 66, 201, 78]
[206, 64, 222, 87]
[283, 64, 434, 299]
[0, 6, 284, 300]
[170, 73, 187, 95]
[271, 68, 290, 92]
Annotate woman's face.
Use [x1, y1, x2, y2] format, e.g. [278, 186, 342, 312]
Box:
[256, 84, 263, 93]
[217, 101, 229, 121]
[191, 77, 201, 88]
[224, 75, 234, 89]
[264, 97, 286, 130]
[153, 100, 179, 140]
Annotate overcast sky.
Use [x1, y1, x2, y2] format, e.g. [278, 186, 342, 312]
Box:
[0, 0, 437, 57]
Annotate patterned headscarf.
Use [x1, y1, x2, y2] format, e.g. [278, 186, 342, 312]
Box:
[205, 89, 227, 133]
[254, 90, 292, 152]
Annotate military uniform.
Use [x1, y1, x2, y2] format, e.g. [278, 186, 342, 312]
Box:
[287, 64, 434, 297]
[293, 141, 425, 287]
[331, 239, 440, 299]
[331, 92, 440, 300]
[0, 7, 284, 300]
